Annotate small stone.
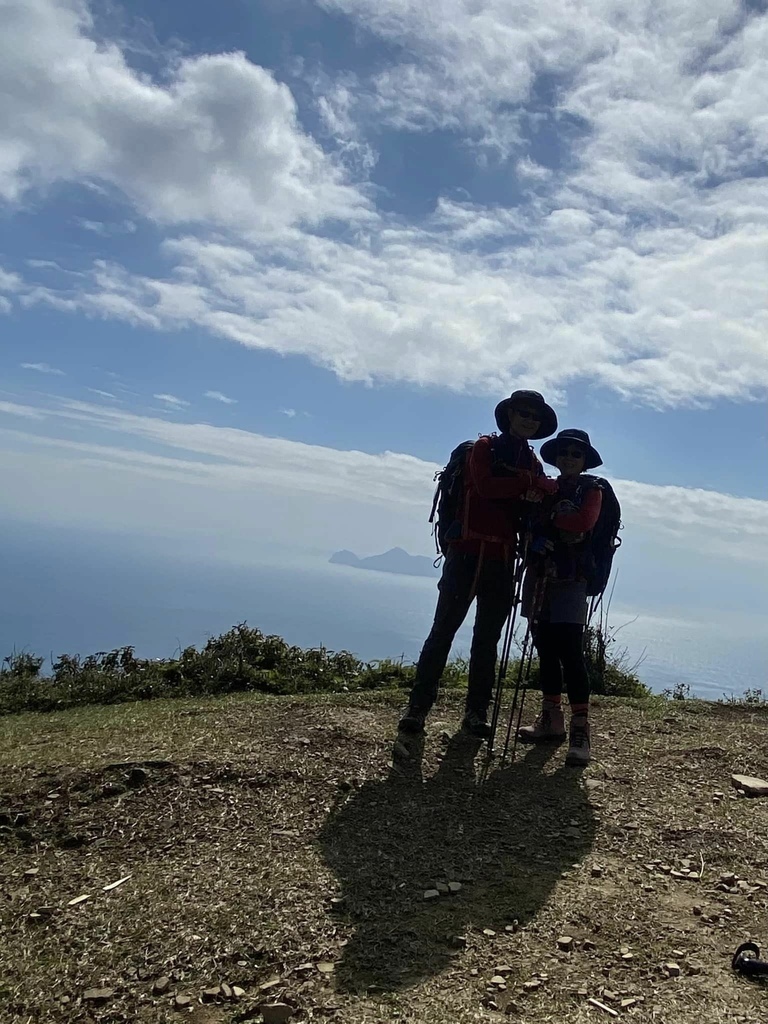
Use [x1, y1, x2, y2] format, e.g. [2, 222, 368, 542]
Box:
[731, 774, 768, 797]
[175, 994, 192, 1009]
[24, 867, 39, 877]
[83, 988, 114, 1005]
[436, 883, 450, 895]
[659, 865, 672, 874]
[664, 962, 681, 977]
[523, 979, 542, 992]
[583, 939, 597, 951]
[687, 871, 701, 881]
[261, 1004, 294, 1024]
[482, 928, 496, 937]
[153, 977, 171, 996]
[220, 983, 233, 1000]
[317, 962, 335, 974]
[693, 905, 702, 916]
[721, 873, 737, 886]
[621, 952, 634, 961]
[495, 964, 513, 975]
[231, 986, 245, 999]
[557, 936, 574, 952]
[448, 881, 463, 894]
[591, 866, 604, 878]
[491, 976, 507, 986]
[449, 934, 467, 949]
[424, 889, 440, 901]
[259, 977, 281, 992]
[202, 986, 221, 1002]
[670, 870, 686, 879]
[621, 998, 638, 1009]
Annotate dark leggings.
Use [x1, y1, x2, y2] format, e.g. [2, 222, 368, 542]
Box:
[533, 622, 590, 705]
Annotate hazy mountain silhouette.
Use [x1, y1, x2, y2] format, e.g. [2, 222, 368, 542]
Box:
[329, 547, 438, 578]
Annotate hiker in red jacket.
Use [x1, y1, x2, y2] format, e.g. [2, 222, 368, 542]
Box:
[398, 390, 558, 739]
[517, 429, 604, 765]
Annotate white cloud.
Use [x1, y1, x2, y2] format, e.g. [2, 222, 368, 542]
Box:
[0, 296, 10, 314]
[21, 361, 65, 375]
[4, 0, 768, 408]
[281, 408, 297, 418]
[0, 0, 370, 231]
[153, 393, 189, 408]
[0, 397, 765, 568]
[86, 387, 117, 400]
[204, 390, 237, 405]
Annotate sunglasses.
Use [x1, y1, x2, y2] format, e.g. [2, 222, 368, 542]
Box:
[514, 407, 542, 421]
[559, 448, 586, 460]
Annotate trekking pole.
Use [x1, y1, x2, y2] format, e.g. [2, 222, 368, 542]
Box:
[487, 542, 527, 758]
[498, 572, 547, 768]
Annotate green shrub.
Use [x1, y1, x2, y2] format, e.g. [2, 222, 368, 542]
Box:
[0, 617, 651, 716]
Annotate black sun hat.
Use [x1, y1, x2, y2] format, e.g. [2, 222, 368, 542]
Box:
[493, 389, 558, 440]
[540, 428, 603, 470]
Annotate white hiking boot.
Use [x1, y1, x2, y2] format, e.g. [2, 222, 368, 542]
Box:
[517, 701, 567, 744]
[565, 715, 591, 767]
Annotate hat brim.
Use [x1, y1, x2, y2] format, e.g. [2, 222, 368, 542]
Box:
[539, 438, 603, 470]
[494, 399, 558, 440]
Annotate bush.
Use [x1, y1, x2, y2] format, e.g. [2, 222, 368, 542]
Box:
[0, 617, 651, 716]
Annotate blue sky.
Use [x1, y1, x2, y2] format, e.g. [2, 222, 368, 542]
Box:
[1, 0, 767, 660]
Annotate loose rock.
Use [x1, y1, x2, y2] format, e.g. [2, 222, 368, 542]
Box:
[83, 988, 114, 1005]
[731, 774, 768, 797]
[423, 889, 440, 901]
[664, 962, 681, 978]
[557, 936, 574, 952]
[448, 881, 463, 894]
[152, 977, 170, 996]
[175, 994, 192, 1009]
[261, 1004, 294, 1024]
[202, 985, 221, 1002]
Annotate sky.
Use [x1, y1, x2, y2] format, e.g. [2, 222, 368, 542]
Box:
[0, 0, 767, 678]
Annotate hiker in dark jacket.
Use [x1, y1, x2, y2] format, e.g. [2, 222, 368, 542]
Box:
[398, 390, 558, 739]
[517, 429, 604, 766]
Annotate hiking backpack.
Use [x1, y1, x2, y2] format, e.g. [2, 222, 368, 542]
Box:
[576, 475, 622, 597]
[429, 440, 475, 556]
[428, 436, 537, 557]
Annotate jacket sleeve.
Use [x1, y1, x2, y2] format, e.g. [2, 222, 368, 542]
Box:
[468, 437, 536, 500]
[553, 486, 602, 533]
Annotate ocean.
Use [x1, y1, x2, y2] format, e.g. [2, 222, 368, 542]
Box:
[0, 523, 764, 701]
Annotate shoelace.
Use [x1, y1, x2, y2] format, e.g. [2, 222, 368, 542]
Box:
[571, 726, 589, 748]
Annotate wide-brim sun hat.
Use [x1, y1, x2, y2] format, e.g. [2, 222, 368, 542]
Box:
[494, 389, 558, 440]
[540, 428, 603, 470]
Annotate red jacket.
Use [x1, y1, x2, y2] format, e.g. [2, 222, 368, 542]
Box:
[451, 434, 556, 560]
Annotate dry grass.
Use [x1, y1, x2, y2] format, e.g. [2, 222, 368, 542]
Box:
[2, 691, 768, 1023]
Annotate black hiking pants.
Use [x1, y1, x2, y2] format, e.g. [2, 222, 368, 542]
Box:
[533, 622, 591, 705]
[407, 549, 515, 718]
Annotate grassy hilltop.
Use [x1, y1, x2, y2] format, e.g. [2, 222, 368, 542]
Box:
[2, 678, 768, 1023]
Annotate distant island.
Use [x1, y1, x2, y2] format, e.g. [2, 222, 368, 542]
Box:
[329, 547, 439, 578]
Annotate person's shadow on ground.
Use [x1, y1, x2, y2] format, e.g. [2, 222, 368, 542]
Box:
[317, 730, 596, 993]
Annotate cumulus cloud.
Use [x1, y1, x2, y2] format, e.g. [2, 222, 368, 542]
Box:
[0, 0, 370, 230]
[3, 0, 768, 408]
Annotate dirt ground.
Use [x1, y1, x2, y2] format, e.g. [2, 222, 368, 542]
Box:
[2, 690, 768, 1023]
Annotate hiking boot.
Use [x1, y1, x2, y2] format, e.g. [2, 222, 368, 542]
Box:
[517, 702, 566, 744]
[461, 709, 492, 740]
[565, 716, 591, 767]
[398, 705, 428, 734]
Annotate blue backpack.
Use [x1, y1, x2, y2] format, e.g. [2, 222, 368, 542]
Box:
[576, 476, 622, 597]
